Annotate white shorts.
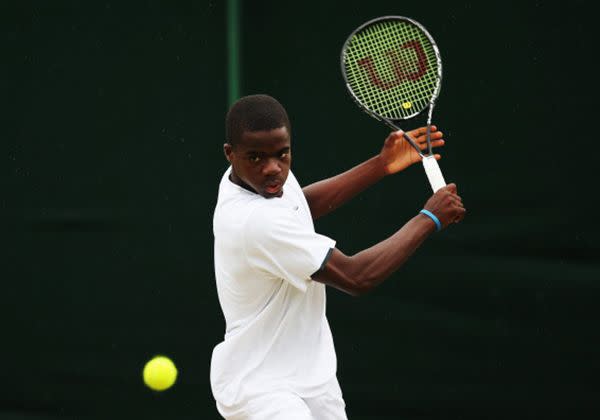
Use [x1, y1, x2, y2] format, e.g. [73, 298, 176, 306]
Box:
[218, 378, 347, 420]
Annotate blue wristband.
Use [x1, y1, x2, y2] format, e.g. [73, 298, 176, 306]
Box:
[420, 209, 442, 232]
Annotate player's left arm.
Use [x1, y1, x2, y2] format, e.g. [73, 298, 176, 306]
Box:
[303, 126, 445, 220]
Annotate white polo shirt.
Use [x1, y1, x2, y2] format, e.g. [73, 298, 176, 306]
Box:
[210, 167, 338, 413]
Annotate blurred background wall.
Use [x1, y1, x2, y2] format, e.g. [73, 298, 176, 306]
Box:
[4, 1, 599, 419]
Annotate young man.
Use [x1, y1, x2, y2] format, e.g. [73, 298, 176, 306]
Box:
[211, 94, 465, 419]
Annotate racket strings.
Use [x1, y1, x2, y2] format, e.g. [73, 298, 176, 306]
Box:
[367, 24, 433, 115]
[349, 22, 436, 115]
[344, 20, 440, 120]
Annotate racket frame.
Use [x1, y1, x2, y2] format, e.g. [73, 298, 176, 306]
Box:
[340, 16, 443, 158]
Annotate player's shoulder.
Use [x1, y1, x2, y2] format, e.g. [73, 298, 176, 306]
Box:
[214, 190, 263, 227]
[215, 188, 285, 227]
[242, 199, 305, 249]
[245, 199, 292, 225]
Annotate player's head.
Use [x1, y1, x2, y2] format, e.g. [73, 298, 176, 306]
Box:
[224, 94, 292, 199]
[225, 94, 291, 147]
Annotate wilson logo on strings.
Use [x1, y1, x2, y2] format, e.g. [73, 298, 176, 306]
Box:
[357, 40, 428, 90]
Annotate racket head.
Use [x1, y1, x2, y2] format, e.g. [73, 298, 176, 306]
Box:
[341, 16, 442, 123]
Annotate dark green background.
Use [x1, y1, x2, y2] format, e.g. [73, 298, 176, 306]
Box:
[5, 1, 599, 419]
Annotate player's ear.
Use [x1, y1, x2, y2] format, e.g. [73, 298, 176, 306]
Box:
[224, 143, 233, 163]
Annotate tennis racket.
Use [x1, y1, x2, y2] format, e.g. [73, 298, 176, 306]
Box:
[341, 16, 446, 192]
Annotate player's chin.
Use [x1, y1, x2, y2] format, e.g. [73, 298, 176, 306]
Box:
[260, 184, 283, 198]
[260, 188, 283, 199]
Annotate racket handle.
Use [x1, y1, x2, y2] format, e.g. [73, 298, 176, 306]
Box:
[422, 155, 446, 192]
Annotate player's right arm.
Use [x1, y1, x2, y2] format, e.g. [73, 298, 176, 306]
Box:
[312, 184, 465, 296]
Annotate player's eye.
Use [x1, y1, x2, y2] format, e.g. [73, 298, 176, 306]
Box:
[279, 152, 288, 159]
[248, 156, 261, 163]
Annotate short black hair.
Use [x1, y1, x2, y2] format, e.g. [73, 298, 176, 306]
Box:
[225, 94, 291, 146]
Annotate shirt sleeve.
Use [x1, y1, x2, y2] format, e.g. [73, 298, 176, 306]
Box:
[244, 205, 336, 292]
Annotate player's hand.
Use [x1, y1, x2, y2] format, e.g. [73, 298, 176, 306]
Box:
[422, 183, 465, 229]
[380, 126, 445, 175]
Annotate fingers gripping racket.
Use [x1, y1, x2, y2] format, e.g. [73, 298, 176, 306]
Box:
[341, 16, 446, 192]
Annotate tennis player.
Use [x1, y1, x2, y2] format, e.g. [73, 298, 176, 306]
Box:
[211, 94, 465, 419]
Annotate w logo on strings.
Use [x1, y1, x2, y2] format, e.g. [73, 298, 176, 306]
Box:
[357, 40, 428, 90]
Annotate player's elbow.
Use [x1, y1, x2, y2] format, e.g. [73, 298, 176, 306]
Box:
[345, 271, 378, 297]
[346, 259, 391, 296]
[314, 249, 379, 297]
[317, 268, 372, 297]
[336, 258, 380, 297]
[345, 282, 365, 297]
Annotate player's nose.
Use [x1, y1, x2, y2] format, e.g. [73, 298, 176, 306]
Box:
[262, 158, 282, 176]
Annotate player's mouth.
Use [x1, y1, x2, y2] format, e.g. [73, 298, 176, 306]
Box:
[263, 179, 283, 197]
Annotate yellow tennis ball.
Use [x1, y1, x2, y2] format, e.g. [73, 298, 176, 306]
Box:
[143, 356, 178, 391]
[402, 101, 412, 109]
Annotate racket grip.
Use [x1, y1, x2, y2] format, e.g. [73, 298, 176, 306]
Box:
[422, 155, 446, 193]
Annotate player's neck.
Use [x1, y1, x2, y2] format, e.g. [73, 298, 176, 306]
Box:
[229, 170, 257, 195]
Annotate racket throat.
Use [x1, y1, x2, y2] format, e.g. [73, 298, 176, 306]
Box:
[425, 108, 435, 155]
